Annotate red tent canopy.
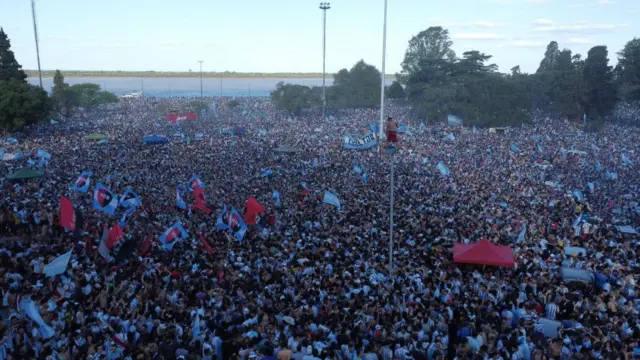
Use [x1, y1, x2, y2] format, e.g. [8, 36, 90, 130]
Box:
[453, 238, 514, 267]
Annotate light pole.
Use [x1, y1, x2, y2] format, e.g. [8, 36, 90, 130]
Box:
[30, 0, 43, 89]
[319, 2, 330, 122]
[198, 60, 204, 98]
[378, 0, 388, 139]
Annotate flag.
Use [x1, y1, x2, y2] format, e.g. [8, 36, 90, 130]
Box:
[20, 298, 55, 339]
[37, 156, 48, 168]
[191, 187, 213, 214]
[353, 165, 362, 174]
[216, 203, 230, 230]
[72, 171, 93, 192]
[517, 223, 527, 243]
[106, 223, 124, 249]
[436, 162, 451, 176]
[197, 233, 214, 255]
[59, 196, 76, 231]
[595, 162, 602, 173]
[119, 207, 136, 227]
[261, 169, 274, 177]
[323, 191, 341, 210]
[176, 185, 187, 210]
[98, 226, 113, 261]
[139, 232, 152, 255]
[159, 222, 189, 251]
[511, 144, 521, 154]
[273, 190, 281, 207]
[216, 205, 248, 240]
[43, 250, 73, 277]
[119, 188, 141, 209]
[362, 173, 368, 184]
[93, 183, 118, 215]
[622, 153, 633, 166]
[244, 197, 265, 225]
[37, 149, 51, 159]
[588, 182, 595, 192]
[313, 158, 319, 168]
[188, 175, 205, 190]
[573, 190, 584, 201]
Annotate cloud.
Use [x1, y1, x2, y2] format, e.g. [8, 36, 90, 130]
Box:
[433, 20, 508, 29]
[568, 37, 593, 44]
[526, 0, 550, 3]
[500, 40, 546, 48]
[569, 0, 615, 7]
[70, 41, 135, 49]
[532, 21, 627, 33]
[597, 0, 616, 4]
[533, 19, 554, 25]
[159, 40, 183, 46]
[452, 33, 504, 40]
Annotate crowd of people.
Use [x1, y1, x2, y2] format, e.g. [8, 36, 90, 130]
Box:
[1, 96, 639, 360]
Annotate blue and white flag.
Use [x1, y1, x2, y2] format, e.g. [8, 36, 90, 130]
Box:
[436, 161, 451, 176]
[273, 190, 281, 207]
[119, 188, 141, 209]
[517, 223, 527, 243]
[362, 173, 368, 184]
[573, 190, 584, 201]
[343, 131, 377, 150]
[511, 144, 521, 154]
[313, 158, 319, 168]
[606, 169, 619, 180]
[92, 183, 119, 215]
[368, 123, 381, 134]
[572, 213, 589, 227]
[353, 165, 362, 174]
[444, 133, 455, 142]
[37, 156, 48, 168]
[622, 153, 633, 166]
[50, 119, 59, 125]
[43, 249, 73, 277]
[27, 159, 36, 166]
[176, 186, 187, 210]
[216, 204, 248, 241]
[258, 129, 268, 136]
[587, 182, 595, 192]
[37, 149, 51, 159]
[6, 137, 17, 144]
[188, 175, 205, 190]
[447, 114, 463, 126]
[261, 169, 274, 177]
[323, 191, 341, 210]
[21, 298, 55, 339]
[595, 162, 602, 173]
[216, 203, 230, 230]
[160, 222, 188, 251]
[72, 171, 93, 193]
[397, 125, 412, 135]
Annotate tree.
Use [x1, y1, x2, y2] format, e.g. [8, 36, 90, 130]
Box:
[617, 38, 640, 101]
[69, 83, 118, 108]
[0, 28, 27, 82]
[330, 60, 381, 108]
[270, 82, 319, 115]
[537, 41, 560, 73]
[386, 80, 405, 99]
[583, 45, 617, 119]
[399, 26, 456, 82]
[0, 80, 50, 130]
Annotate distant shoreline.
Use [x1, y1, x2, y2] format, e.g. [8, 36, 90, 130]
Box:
[25, 70, 396, 79]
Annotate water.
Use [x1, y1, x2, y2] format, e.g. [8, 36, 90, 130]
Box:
[27, 76, 335, 98]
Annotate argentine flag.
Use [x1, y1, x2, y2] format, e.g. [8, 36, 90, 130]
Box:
[323, 191, 341, 210]
[43, 249, 73, 277]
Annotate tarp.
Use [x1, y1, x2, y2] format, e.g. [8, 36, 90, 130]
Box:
[86, 133, 107, 140]
[453, 238, 514, 267]
[273, 145, 302, 154]
[143, 135, 169, 145]
[6, 168, 44, 180]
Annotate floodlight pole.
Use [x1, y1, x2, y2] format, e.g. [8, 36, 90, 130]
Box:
[320, 2, 331, 122]
[378, 0, 388, 139]
[30, 0, 43, 89]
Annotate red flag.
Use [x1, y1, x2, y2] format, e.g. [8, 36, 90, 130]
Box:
[197, 233, 214, 255]
[191, 188, 213, 214]
[139, 232, 152, 254]
[59, 196, 76, 231]
[244, 197, 265, 225]
[106, 223, 124, 249]
[186, 112, 197, 121]
[167, 113, 178, 123]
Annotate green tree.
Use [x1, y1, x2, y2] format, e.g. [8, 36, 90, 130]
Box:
[50, 70, 79, 118]
[583, 45, 617, 119]
[386, 80, 405, 99]
[330, 60, 381, 108]
[617, 38, 640, 101]
[399, 26, 456, 82]
[0, 80, 50, 130]
[0, 28, 27, 82]
[537, 41, 561, 73]
[69, 83, 118, 108]
[270, 81, 318, 115]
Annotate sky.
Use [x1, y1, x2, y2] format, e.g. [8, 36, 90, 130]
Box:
[1, 0, 637, 75]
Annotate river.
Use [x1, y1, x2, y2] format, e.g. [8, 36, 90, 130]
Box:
[27, 76, 334, 98]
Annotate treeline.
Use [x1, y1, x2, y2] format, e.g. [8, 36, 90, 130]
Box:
[0, 28, 119, 130]
[25, 70, 398, 79]
[272, 26, 640, 127]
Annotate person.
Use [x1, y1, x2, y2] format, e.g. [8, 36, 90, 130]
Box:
[385, 116, 398, 149]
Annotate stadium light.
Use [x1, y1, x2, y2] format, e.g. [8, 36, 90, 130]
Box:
[319, 2, 331, 122]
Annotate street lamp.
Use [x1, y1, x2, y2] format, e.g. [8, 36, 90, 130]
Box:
[319, 2, 330, 122]
[198, 60, 204, 97]
[378, 0, 388, 139]
[30, 0, 43, 89]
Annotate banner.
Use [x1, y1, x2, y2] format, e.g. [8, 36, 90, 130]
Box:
[119, 188, 141, 209]
[447, 114, 463, 126]
[72, 171, 93, 192]
[93, 183, 119, 215]
[167, 112, 197, 123]
[343, 131, 377, 150]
